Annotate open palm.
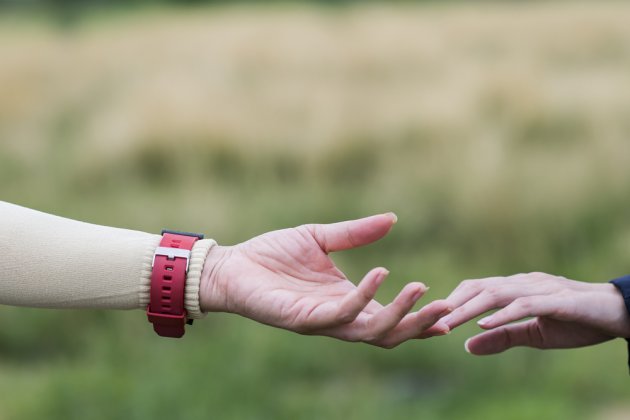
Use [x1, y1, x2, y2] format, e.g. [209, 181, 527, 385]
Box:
[200, 214, 451, 348]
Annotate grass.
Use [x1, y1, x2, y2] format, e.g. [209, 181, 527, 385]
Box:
[1, 2, 630, 419]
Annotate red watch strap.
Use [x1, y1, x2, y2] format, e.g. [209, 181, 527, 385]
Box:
[147, 231, 201, 338]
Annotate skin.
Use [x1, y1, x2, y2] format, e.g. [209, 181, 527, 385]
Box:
[436, 272, 630, 355]
[198, 213, 451, 349]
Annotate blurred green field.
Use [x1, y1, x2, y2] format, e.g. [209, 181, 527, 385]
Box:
[2, 2, 630, 419]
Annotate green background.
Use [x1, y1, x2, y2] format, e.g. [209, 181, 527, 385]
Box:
[1, 2, 630, 419]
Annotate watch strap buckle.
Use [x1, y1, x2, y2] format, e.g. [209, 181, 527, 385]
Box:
[152, 247, 192, 272]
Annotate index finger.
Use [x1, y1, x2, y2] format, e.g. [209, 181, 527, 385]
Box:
[445, 277, 504, 308]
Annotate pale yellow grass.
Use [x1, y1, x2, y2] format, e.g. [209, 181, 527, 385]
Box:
[1, 2, 630, 242]
[1, 3, 629, 150]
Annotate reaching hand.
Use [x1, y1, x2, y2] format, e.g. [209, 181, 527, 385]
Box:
[199, 213, 451, 348]
[437, 272, 630, 355]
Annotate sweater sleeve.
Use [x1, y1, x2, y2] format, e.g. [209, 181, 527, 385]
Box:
[610, 274, 630, 373]
[0, 201, 215, 319]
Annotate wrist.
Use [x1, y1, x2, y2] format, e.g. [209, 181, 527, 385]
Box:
[599, 282, 630, 338]
[199, 245, 233, 313]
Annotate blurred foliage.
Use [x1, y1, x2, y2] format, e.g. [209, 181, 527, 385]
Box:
[1, 2, 630, 419]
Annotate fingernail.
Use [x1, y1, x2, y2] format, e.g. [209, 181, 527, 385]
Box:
[441, 314, 453, 325]
[464, 338, 472, 354]
[387, 212, 398, 224]
[478, 316, 493, 326]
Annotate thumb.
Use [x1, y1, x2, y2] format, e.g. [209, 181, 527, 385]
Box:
[465, 319, 543, 355]
[307, 213, 397, 253]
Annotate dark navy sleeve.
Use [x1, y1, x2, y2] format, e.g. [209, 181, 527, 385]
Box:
[609, 274, 630, 372]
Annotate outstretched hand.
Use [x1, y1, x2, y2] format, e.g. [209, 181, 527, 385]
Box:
[200, 213, 451, 348]
[437, 273, 630, 355]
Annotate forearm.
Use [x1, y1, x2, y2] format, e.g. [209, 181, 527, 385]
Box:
[0, 201, 214, 317]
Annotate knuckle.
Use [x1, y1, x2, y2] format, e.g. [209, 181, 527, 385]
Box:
[363, 336, 377, 345]
[449, 307, 464, 317]
[296, 224, 313, 236]
[370, 340, 396, 349]
[301, 223, 317, 232]
[294, 225, 316, 245]
[337, 312, 355, 324]
[363, 331, 384, 343]
[460, 279, 479, 292]
[476, 290, 500, 308]
[345, 225, 359, 248]
[381, 341, 398, 350]
[302, 223, 325, 244]
[553, 300, 574, 318]
[483, 287, 501, 300]
[554, 277, 572, 289]
[514, 297, 533, 312]
[357, 287, 374, 302]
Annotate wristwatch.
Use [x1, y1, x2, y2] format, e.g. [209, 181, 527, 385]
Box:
[147, 229, 204, 338]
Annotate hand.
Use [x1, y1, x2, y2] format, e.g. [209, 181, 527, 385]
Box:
[437, 272, 630, 355]
[199, 213, 451, 348]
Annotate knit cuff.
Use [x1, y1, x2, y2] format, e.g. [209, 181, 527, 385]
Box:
[138, 236, 216, 319]
[609, 274, 630, 374]
[138, 235, 162, 309]
[185, 238, 217, 319]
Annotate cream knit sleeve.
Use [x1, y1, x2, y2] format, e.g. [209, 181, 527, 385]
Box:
[0, 201, 215, 319]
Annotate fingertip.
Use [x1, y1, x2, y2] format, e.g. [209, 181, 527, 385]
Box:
[403, 282, 426, 301]
[463, 332, 504, 356]
[356, 268, 388, 299]
[434, 322, 450, 335]
[414, 281, 427, 290]
[374, 268, 389, 285]
[316, 213, 396, 253]
[425, 299, 451, 315]
[412, 289, 423, 302]
[413, 281, 427, 292]
[477, 316, 494, 329]
[361, 267, 388, 285]
[386, 212, 398, 224]
[464, 338, 472, 354]
[378, 267, 390, 276]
